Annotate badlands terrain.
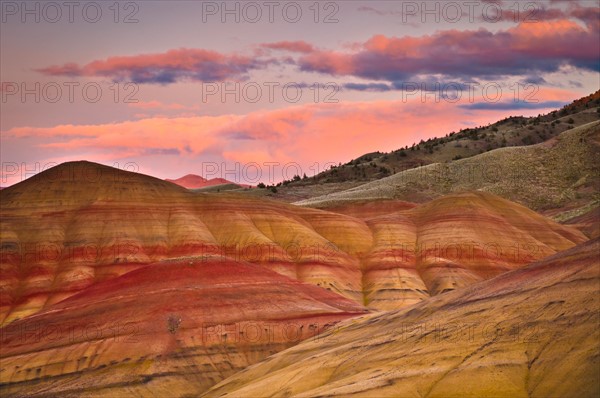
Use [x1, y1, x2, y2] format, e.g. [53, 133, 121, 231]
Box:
[1, 97, 599, 397]
[205, 239, 600, 398]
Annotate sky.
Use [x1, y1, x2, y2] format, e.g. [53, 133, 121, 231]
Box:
[1, 0, 599, 186]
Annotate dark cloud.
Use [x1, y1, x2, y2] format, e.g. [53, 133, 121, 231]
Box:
[460, 100, 567, 110]
[522, 76, 547, 85]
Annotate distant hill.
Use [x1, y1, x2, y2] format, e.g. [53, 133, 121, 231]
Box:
[165, 173, 207, 188]
[166, 174, 249, 189]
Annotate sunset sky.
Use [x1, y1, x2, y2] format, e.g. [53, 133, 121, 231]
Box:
[1, 0, 599, 185]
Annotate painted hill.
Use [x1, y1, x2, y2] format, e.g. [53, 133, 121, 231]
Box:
[204, 238, 600, 398]
[0, 257, 367, 396]
[0, 162, 586, 327]
[358, 191, 586, 308]
[0, 157, 594, 397]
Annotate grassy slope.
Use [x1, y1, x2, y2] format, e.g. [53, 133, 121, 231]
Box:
[243, 91, 600, 203]
[295, 121, 600, 215]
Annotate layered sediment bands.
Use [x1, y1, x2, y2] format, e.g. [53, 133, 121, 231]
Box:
[203, 239, 600, 398]
[361, 212, 426, 308]
[0, 258, 368, 397]
[0, 162, 588, 323]
[0, 162, 369, 324]
[359, 191, 588, 309]
[406, 191, 586, 296]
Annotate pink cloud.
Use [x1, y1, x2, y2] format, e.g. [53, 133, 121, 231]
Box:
[296, 19, 599, 81]
[37, 48, 264, 84]
[262, 41, 315, 53]
[35, 14, 599, 88]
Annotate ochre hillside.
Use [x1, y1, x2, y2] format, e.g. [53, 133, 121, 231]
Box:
[204, 238, 600, 398]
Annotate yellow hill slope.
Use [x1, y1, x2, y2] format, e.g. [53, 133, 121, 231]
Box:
[204, 238, 600, 398]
